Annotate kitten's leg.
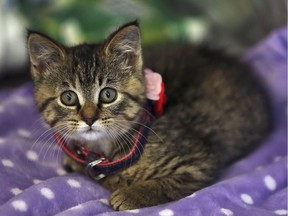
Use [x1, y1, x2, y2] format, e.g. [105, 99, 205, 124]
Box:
[106, 132, 220, 210]
[109, 158, 220, 210]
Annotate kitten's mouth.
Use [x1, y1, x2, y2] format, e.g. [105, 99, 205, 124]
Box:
[53, 126, 106, 151]
[79, 131, 103, 143]
[76, 126, 106, 142]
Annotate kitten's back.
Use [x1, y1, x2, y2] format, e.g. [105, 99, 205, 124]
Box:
[144, 44, 272, 164]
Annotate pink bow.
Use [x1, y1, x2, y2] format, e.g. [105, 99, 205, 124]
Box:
[144, 68, 162, 101]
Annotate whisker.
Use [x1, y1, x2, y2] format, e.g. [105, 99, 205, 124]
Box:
[104, 129, 128, 161]
[30, 122, 68, 151]
[111, 123, 146, 168]
[114, 118, 163, 143]
[108, 125, 135, 168]
[138, 106, 156, 121]
[54, 127, 75, 163]
[41, 125, 69, 161]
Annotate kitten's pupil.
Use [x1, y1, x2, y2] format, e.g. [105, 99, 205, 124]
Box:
[105, 90, 111, 98]
[67, 92, 72, 101]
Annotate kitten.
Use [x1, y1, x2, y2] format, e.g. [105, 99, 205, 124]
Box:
[27, 21, 271, 210]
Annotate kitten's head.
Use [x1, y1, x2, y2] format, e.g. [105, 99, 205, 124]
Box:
[27, 22, 146, 151]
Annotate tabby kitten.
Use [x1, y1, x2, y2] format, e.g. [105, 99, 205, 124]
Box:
[27, 21, 271, 210]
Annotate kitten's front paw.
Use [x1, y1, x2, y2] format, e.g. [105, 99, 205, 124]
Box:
[110, 185, 168, 211]
[110, 187, 143, 211]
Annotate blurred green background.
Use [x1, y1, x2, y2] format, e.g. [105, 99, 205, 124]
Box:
[14, 0, 288, 48]
[0, 0, 286, 87]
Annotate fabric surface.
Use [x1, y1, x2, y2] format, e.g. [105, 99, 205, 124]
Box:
[0, 28, 286, 216]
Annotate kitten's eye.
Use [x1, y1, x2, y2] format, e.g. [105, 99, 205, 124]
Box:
[60, 91, 78, 106]
[99, 88, 117, 103]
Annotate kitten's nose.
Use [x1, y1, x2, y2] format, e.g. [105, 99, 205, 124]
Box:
[80, 104, 98, 126]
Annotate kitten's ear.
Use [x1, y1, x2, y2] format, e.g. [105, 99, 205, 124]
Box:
[104, 21, 142, 68]
[27, 32, 66, 78]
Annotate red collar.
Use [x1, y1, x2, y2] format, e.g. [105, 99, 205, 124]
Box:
[54, 82, 166, 180]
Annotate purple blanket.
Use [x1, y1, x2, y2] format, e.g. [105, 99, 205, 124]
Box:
[0, 28, 286, 216]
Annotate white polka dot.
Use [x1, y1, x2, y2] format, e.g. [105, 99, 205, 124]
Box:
[264, 175, 277, 191]
[220, 208, 234, 216]
[56, 168, 67, 176]
[67, 179, 81, 188]
[274, 156, 282, 162]
[14, 97, 29, 105]
[0, 137, 5, 144]
[159, 209, 174, 216]
[188, 192, 197, 198]
[256, 166, 263, 171]
[11, 200, 27, 212]
[26, 150, 39, 161]
[126, 209, 140, 213]
[33, 179, 42, 184]
[99, 198, 109, 205]
[17, 129, 31, 138]
[2, 159, 14, 167]
[11, 188, 22, 195]
[0, 105, 5, 112]
[240, 193, 254, 205]
[40, 187, 55, 200]
[274, 209, 288, 215]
